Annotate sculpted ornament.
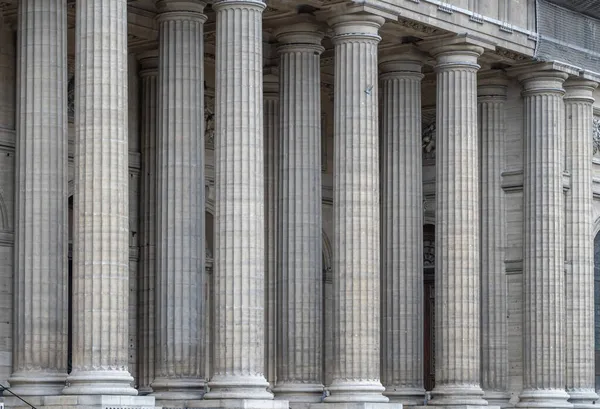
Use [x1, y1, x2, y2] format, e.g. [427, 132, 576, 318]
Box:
[205, 94, 215, 149]
[422, 121, 436, 159]
[68, 75, 75, 123]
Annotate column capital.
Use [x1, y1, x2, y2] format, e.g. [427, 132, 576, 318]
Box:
[138, 49, 158, 76]
[420, 34, 489, 71]
[518, 70, 569, 96]
[212, 0, 266, 12]
[563, 78, 598, 103]
[156, 0, 207, 21]
[327, 13, 384, 44]
[477, 70, 508, 100]
[379, 46, 426, 78]
[274, 18, 325, 54]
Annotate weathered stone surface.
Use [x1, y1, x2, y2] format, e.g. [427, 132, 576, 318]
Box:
[63, 0, 136, 395]
[273, 19, 325, 404]
[152, 0, 207, 399]
[9, 0, 68, 396]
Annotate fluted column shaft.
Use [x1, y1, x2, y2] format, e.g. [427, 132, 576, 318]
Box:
[379, 53, 425, 406]
[478, 74, 510, 407]
[137, 50, 158, 395]
[564, 78, 599, 409]
[204, 0, 271, 400]
[429, 44, 485, 407]
[10, 0, 68, 396]
[325, 14, 387, 403]
[273, 22, 324, 403]
[152, 0, 207, 399]
[64, 0, 135, 395]
[517, 71, 570, 409]
[264, 73, 279, 389]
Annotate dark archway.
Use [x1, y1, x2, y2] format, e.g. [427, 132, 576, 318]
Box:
[423, 223, 435, 391]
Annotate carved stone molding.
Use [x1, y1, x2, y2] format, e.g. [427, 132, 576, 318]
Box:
[396, 16, 441, 36]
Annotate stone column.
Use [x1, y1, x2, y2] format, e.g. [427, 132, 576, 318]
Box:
[9, 0, 68, 395]
[273, 20, 324, 404]
[63, 0, 135, 395]
[427, 42, 486, 407]
[264, 72, 279, 390]
[516, 69, 570, 409]
[137, 49, 158, 396]
[379, 50, 425, 406]
[203, 0, 277, 402]
[325, 14, 387, 403]
[478, 73, 510, 407]
[152, 0, 207, 399]
[564, 77, 599, 409]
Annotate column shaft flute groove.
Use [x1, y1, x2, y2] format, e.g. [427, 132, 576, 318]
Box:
[428, 45, 485, 407]
[153, 0, 207, 398]
[564, 79, 599, 409]
[478, 75, 510, 407]
[137, 50, 158, 395]
[64, 0, 135, 395]
[274, 23, 324, 403]
[517, 71, 570, 409]
[10, 0, 68, 395]
[379, 55, 425, 406]
[204, 0, 272, 400]
[325, 14, 387, 403]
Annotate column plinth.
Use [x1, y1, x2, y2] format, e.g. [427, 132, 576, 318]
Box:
[324, 13, 388, 404]
[272, 21, 325, 404]
[564, 78, 600, 409]
[137, 49, 159, 396]
[427, 43, 486, 407]
[152, 0, 207, 400]
[203, 0, 276, 403]
[516, 70, 571, 409]
[264, 73, 279, 391]
[9, 0, 68, 396]
[478, 73, 510, 408]
[63, 0, 136, 395]
[379, 51, 426, 406]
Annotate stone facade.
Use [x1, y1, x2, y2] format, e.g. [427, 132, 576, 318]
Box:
[1, 1, 600, 409]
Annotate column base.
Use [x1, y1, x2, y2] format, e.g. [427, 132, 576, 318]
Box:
[311, 402, 403, 409]
[184, 398, 291, 409]
[429, 384, 487, 407]
[414, 406, 498, 409]
[568, 389, 600, 409]
[62, 370, 137, 395]
[483, 391, 513, 408]
[3, 395, 155, 409]
[272, 381, 324, 406]
[7, 371, 67, 396]
[325, 380, 389, 403]
[205, 375, 274, 400]
[384, 387, 426, 406]
[516, 389, 572, 409]
[138, 385, 153, 395]
[151, 376, 205, 399]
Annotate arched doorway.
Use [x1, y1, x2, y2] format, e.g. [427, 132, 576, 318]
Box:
[423, 224, 435, 391]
